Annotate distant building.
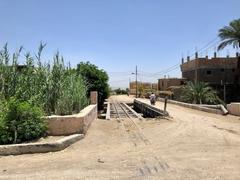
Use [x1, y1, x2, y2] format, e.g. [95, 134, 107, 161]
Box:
[180, 53, 240, 102]
[158, 78, 187, 91]
[152, 83, 158, 91]
[129, 81, 157, 96]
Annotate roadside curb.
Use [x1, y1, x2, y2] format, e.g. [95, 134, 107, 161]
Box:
[158, 98, 226, 115]
[0, 134, 84, 156]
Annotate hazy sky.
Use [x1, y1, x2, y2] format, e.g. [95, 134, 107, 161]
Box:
[0, 0, 239, 88]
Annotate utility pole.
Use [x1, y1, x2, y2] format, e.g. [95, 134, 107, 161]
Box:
[195, 48, 198, 84]
[135, 66, 138, 98]
[223, 84, 226, 103]
[224, 56, 227, 103]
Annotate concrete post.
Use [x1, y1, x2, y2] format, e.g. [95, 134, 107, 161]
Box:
[90, 91, 98, 105]
[214, 52, 217, 58]
[164, 96, 168, 114]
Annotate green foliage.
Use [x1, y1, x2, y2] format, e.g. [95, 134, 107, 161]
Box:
[0, 43, 90, 144]
[77, 61, 109, 109]
[0, 43, 88, 115]
[114, 88, 128, 95]
[218, 19, 240, 50]
[180, 81, 223, 105]
[0, 98, 47, 144]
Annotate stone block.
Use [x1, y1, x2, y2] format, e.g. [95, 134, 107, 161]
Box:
[227, 103, 240, 116]
[90, 91, 98, 105]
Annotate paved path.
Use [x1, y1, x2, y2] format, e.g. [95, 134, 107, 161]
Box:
[0, 95, 240, 179]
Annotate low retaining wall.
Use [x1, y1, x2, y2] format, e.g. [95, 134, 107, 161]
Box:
[158, 98, 225, 115]
[134, 99, 169, 117]
[227, 103, 240, 116]
[47, 104, 97, 136]
[0, 134, 84, 156]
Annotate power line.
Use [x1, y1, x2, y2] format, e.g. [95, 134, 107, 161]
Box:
[110, 37, 223, 85]
[135, 38, 220, 80]
[188, 37, 220, 58]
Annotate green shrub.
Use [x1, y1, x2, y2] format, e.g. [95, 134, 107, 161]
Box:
[0, 43, 88, 115]
[180, 81, 223, 105]
[0, 98, 47, 144]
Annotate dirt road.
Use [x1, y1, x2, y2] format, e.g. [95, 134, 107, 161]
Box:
[0, 95, 240, 179]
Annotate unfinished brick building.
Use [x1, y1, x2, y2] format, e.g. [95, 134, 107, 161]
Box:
[158, 78, 187, 91]
[129, 81, 157, 96]
[180, 53, 240, 102]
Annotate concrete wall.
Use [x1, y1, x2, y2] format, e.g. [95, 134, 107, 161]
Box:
[134, 99, 169, 117]
[227, 103, 240, 116]
[158, 98, 224, 115]
[90, 91, 98, 105]
[47, 104, 97, 136]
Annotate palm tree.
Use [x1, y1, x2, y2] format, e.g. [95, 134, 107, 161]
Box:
[218, 19, 240, 50]
[181, 81, 222, 104]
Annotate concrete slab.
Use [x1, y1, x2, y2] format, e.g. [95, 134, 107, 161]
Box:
[0, 134, 84, 156]
[227, 103, 240, 116]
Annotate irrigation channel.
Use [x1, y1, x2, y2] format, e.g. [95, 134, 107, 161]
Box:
[109, 101, 170, 177]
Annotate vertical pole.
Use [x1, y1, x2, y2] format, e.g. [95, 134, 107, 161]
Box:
[164, 96, 168, 114]
[223, 84, 226, 103]
[194, 52, 198, 84]
[224, 56, 227, 103]
[90, 91, 98, 105]
[195, 47, 198, 84]
[136, 65, 138, 98]
[224, 58, 226, 103]
[195, 60, 197, 84]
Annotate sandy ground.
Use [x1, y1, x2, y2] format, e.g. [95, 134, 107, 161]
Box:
[0, 95, 240, 180]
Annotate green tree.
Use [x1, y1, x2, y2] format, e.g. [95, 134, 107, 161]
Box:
[77, 61, 109, 109]
[114, 88, 128, 95]
[218, 19, 240, 50]
[180, 81, 222, 104]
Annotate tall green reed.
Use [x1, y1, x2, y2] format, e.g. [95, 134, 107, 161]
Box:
[0, 43, 88, 115]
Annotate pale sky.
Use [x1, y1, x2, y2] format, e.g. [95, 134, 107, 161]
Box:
[0, 0, 239, 88]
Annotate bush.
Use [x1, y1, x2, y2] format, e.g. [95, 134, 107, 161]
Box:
[180, 81, 223, 104]
[0, 43, 88, 115]
[114, 88, 128, 95]
[77, 61, 109, 110]
[0, 98, 47, 145]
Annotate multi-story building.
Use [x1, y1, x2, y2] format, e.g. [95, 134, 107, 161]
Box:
[180, 53, 240, 102]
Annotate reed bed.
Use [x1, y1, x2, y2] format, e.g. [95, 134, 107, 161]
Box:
[0, 43, 88, 115]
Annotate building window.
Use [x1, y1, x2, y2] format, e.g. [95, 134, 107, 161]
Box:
[206, 70, 212, 75]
